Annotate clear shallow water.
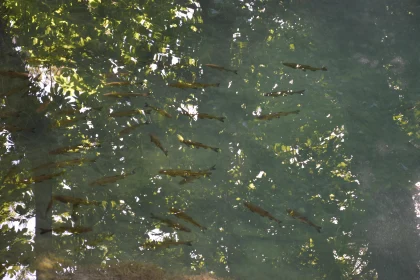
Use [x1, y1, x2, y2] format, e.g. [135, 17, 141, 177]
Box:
[1, 0, 419, 279]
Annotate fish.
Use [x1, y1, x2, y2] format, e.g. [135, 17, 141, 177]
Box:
[104, 92, 150, 98]
[36, 100, 51, 113]
[0, 70, 30, 79]
[179, 109, 225, 122]
[46, 195, 100, 214]
[89, 170, 135, 186]
[282, 62, 327, 72]
[22, 171, 65, 184]
[56, 106, 102, 116]
[141, 239, 192, 250]
[170, 207, 207, 231]
[118, 121, 149, 135]
[104, 81, 143, 86]
[40, 225, 92, 235]
[1, 125, 35, 133]
[31, 158, 96, 172]
[110, 109, 145, 118]
[150, 213, 191, 232]
[243, 201, 282, 224]
[286, 208, 321, 233]
[197, 113, 225, 122]
[263, 89, 305, 97]
[256, 110, 300, 120]
[0, 111, 21, 119]
[144, 103, 172, 118]
[169, 82, 220, 89]
[150, 133, 168, 156]
[205, 64, 238, 74]
[0, 84, 29, 98]
[159, 165, 216, 178]
[48, 143, 100, 155]
[177, 134, 220, 152]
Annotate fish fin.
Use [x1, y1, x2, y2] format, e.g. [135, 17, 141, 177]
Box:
[40, 228, 51, 234]
[322, 67, 327, 71]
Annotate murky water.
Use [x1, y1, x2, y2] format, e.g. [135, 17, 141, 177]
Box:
[1, 0, 419, 279]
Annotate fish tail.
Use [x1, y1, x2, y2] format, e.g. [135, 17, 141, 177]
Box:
[316, 226, 322, 233]
[144, 103, 149, 108]
[150, 213, 157, 219]
[40, 228, 52, 234]
[209, 165, 216, 171]
[294, 110, 300, 114]
[233, 70, 238, 74]
[212, 147, 220, 153]
[321, 67, 327, 71]
[216, 83, 220, 87]
[218, 117, 225, 122]
[185, 241, 193, 246]
[164, 150, 168, 157]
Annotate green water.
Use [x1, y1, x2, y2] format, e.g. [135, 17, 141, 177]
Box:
[1, 0, 419, 279]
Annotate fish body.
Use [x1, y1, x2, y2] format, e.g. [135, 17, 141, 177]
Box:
[256, 110, 300, 120]
[150, 133, 168, 156]
[244, 201, 282, 224]
[1, 125, 35, 132]
[205, 64, 238, 74]
[287, 209, 321, 233]
[263, 90, 305, 97]
[144, 103, 172, 118]
[180, 109, 225, 122]
[170, 207, 207, 231]
[0, 84, 28, 98]
[104, 81, 142, 86]
[40, 225, 92, 235]
[141, 239, 192, 249]
[89, 170, 135, 186]
[177, 134, 220, 152]
[31, 158, 96, 171]
[283, 62, 327, 72]
[22, 171, 65, 184]
[118, 122, 149, 135]
[169, 82, 220, 89]
[104, 92, 150, 98]
[197, 113, 225, 122]
[0, 111, 21, 118]
[150, 213, 191, 232]
[36, 100, 51, 113]
[48, 143, 100, 155]
[0, 70, 30, 79]
[159, 165, 215, 178]
[46, 195, 100, 214]
[110, 109, 144, 117]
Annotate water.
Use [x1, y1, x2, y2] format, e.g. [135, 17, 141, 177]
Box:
[1, 0, 419, 279]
